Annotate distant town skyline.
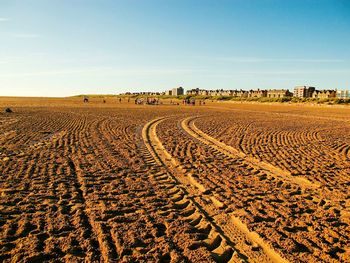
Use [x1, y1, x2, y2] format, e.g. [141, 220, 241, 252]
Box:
[1, 0, 350, 97]
[121, 86, 349, 100]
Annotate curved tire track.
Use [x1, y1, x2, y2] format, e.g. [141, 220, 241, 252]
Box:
[142, 117, 288, 263]
[181, 116, 319, 190]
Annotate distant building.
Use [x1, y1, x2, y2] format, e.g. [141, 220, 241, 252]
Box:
[139, 92, 163, 95]
[119, 91, 165, 96]
[209, 89, 227, 96]
[165, 90, 172, 96]
[186, 89, 196, 95]
[267, 89, 293, 98]
[172, 86, 184, 96]
[119, 92, 139, 95]
[337, 90, 350, 99]
[220, 90, 233, 96]
[247, 89, 267, 98]
[294, 86, 316, 98]
[312, 90, 336, 99]
[186, 88, 208, 96]
[234, 90, 248, 97]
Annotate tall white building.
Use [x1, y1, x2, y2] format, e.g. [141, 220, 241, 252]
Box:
[172, 87, 184, 96]
[294, 86, 316, 98]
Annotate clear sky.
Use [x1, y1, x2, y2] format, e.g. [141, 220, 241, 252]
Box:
[0, 0, 349, 97]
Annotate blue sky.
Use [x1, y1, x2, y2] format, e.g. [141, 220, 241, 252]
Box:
[0, 0, 349, 97]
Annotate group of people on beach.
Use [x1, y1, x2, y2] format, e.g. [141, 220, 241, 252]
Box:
[134, 97, 160, 105]
[183, 98, 195, 106]
[82, 96, 205, 106]
[182, 98, 205, 106]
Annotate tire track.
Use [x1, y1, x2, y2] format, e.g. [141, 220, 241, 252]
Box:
[181, 116, 319, 190]
[142, 117, 288, 263]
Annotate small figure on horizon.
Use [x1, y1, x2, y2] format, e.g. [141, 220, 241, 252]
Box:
[119, 98, 122, 103]
[83, 96, 89, 103]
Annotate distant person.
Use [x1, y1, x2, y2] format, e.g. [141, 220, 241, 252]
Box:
[103, 99, 106, 103]
[83, 96, 89, 103]
[128, 98, 130, 103]
[119, 98, 122, 103]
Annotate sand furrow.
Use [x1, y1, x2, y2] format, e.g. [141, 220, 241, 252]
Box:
[142, 117, 287, 262]
[181, 116, 318, 189]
